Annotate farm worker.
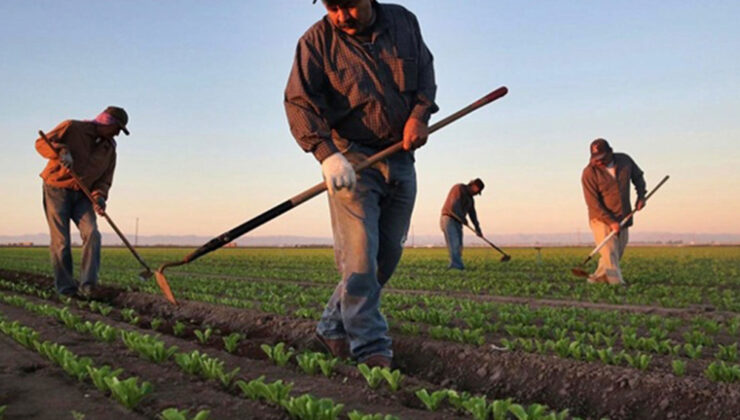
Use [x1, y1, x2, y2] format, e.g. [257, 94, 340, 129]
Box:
[285, 0, 437, 368]
[35, 106, 129, 297]
[581, 138, 646, 285]
[440, 179, 485, 270]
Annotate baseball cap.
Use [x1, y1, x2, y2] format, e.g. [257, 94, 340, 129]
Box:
[103, 106, 130, 135]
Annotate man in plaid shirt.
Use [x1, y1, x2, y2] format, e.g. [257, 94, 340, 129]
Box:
[285, 0, 437, 367]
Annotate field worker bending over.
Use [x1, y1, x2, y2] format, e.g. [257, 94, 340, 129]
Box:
[581, 138, 646, 285]
[440, 179, 485, 270]
[35, 106, 129, 298]
[285, 0, 438, 368]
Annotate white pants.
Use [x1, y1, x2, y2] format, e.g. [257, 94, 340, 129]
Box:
[589, 219, 629, 285]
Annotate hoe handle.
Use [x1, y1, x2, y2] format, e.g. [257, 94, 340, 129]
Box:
[182, 86, 509, 264]
[584, 175, 670, 262]
[38, 130, 152, 273]
[449, 213, 510, 258]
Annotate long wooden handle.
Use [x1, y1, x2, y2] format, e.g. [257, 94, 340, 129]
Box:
[586, 175, 670, 259]
[177, 86, 510, 265]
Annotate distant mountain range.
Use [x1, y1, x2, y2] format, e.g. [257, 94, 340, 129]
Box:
[2, 232, 738, 247]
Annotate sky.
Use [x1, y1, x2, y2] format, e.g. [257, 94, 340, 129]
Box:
[1, 0, 739, 241]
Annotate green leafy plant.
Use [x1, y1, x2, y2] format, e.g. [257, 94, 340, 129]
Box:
[174, 350, 204, 375]
[87, 365, 123, 392]
[415, 389, 448, 411]
[158, 408, 211, 420]
[379, 368, 403, 391]
[490, 398, 514, 420]
[347, 411, 399, 420]
[446, 389, 472, 411]
[317, 357, 339, 378]
[683, 343, 703, 360]
[88, 321, 118, 343]
[120, 308, 140, 326]
[704, 361, 740, 383]
[671, 359, 686, 376]
[357, 364, 384, 389]
[623, 353, 651, 370]
[235, 376, 293, 404]
[716, 343, 738, 362]
[104, 376, 153, 409]
[297, 352, 324, 375]
[173, 321, 186, 337]
[281, 394, 344, 420]
[222, 332, 244, 353]
[261, 342, 294, 367]
[462, 396, 489, 420]
[150, 317, 164, 331]
[120, 331, 178, 363]
[194, 327, 213, 344]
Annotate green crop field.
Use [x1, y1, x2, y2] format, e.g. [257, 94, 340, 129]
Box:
[1, 246, 739, 310]
[1, 245, 739, 419]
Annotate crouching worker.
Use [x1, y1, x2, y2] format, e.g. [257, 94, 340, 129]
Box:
[581, 138, 646, 285]
[35, 106, 129, 297]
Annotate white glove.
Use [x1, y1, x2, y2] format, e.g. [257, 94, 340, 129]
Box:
[59, 149, 73, 169]
[321, 152, 356, 195]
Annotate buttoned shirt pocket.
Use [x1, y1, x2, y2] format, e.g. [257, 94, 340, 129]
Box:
[389, 57, 418, 92]
[326, 64, 369, 108]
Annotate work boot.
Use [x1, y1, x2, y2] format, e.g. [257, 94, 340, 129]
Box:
[587, 274, 608, 284]
[78, 284, 98, 300]
[362, 354, 392, 369]
[315, 334, 350, 360]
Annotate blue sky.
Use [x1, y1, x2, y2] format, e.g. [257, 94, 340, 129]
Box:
[1, 1, 738, 239]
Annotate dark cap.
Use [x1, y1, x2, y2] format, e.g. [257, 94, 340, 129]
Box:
[103, 106, 129, 135]
[468, 178, 485, 193]
[589, 138, 611, 160]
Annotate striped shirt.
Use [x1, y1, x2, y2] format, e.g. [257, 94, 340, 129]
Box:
[284, 2, 438, 162]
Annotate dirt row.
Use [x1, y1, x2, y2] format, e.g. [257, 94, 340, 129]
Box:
[0, 288, 461, 418]
[3, 269, 740, 419]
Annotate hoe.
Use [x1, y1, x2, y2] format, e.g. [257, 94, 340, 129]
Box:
[571, 175, 670, 278]
[448, 213, 511, 262]
[38, 130, 155, 283]
[154, 86, 510, 304]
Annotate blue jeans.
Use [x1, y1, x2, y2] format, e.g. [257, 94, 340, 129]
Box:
[440, 215, 464, 269]
[42, 184, 101, 295]
[317, 149, 416, 362]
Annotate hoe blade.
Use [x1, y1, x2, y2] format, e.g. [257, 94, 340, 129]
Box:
[138, 269, 154, 282]
[571, 267, 590, 278]
[154, 271, 178, 305]
[500, 255, 511, 262]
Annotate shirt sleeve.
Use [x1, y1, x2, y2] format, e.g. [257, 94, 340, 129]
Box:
[582, 169, 618, 224]
[630, 157, 647, 200]
[284, 35, 339, 163]
[468, 200, 481, 230]
[35, 120, 71, 159]
[92, 154, 116, 200]
[408, 13, 438, 123]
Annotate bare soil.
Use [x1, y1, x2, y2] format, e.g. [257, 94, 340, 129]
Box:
[1, 268, 739, 420]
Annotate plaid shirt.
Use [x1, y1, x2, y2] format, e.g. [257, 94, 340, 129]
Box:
[284, 2, 438, 162]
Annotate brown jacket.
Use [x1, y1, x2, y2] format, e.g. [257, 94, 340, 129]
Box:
[581, 153, 646, 227]
[35, 120, 117, 199]
[441, 184, 480, 229]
